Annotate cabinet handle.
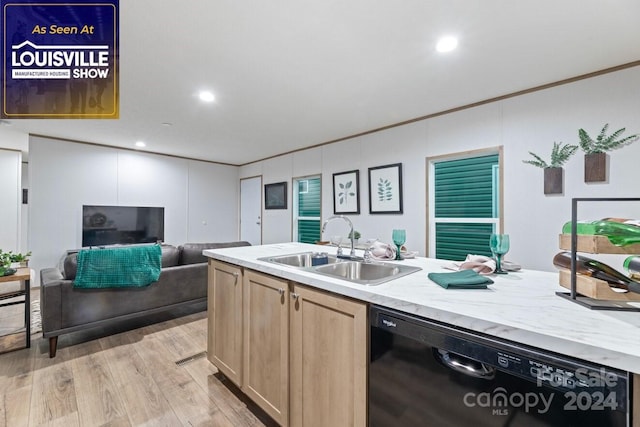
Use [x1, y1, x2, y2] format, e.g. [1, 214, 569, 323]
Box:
[291, 292, 299, 300]
[278, 288, 285, 295]
[232, 272, 239, 285]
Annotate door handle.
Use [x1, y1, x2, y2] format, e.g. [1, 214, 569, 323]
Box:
[434, 349, 496, 380]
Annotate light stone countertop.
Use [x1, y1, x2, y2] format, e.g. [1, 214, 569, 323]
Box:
[204, 242, 640, 374]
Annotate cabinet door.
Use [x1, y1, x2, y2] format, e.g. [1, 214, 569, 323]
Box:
[242, 270, 289, 426]
[207, 260, 243, 386]
[289, 284, 367, 427]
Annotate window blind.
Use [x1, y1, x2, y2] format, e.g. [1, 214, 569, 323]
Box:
[435, 223, 495, 260]
[298, 178, 321, 217]
[434, 154, 498, 218]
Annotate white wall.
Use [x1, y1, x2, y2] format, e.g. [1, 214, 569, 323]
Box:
[241, 66, 640, 272]
[0, 127, 28, 253]
[186, 159, 239, 242]
[261, 155, 294, 244]
[29, 136, 240, 283]
[0, 149, 22, 254]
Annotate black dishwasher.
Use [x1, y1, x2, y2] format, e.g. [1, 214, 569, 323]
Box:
[369, 305, 631, 427]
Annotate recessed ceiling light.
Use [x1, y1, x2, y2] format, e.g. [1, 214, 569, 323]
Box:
[436, 36, 458, 53]
[199, 91, 215, 102]
[135, 141, 146, 148]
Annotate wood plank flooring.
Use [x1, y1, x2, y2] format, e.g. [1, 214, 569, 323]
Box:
[0, 291, 277, 427]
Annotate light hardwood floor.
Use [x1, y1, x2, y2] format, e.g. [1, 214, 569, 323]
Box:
[0, 290, 277, 427]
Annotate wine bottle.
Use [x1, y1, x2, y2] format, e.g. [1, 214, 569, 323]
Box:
[553, 251, 640, 293]
[623, 256, 640, 279]
[561, 218, 640, 246]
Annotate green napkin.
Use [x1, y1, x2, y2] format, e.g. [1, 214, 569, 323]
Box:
[428, 269, 494, 289]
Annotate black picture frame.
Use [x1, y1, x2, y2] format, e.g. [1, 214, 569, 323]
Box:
[265, 182, 288, 209]
[332, 170, 360, 214]
[368, 163, 403, 214]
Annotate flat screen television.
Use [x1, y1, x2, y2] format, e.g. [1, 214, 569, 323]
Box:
[82, 205, 165, 247]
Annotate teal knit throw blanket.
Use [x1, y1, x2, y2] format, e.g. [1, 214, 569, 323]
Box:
[74, 245, 162, 288]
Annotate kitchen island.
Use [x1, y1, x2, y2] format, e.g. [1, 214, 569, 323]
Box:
[204, 242, 640, 426]
[205, 242, 640, 373]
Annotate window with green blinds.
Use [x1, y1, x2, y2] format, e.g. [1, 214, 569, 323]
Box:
[435, 223, 494, 260]
[298, 219, 320, 244]
[434, 154, 498, 218]
[296, 177, 321, 244]
[298, 178, 321, 217]
[433, 154, 499, 261]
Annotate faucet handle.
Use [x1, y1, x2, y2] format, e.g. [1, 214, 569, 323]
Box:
[363, 238, 378, 263]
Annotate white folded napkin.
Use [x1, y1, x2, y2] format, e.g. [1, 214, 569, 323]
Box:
[444, 254, 496, 275]
[369, 241, 397, 260]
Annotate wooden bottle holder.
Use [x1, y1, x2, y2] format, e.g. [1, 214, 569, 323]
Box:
[557, 199, 640, 311]
[558, 234, 640, 254]
[558, 270, 640, 302]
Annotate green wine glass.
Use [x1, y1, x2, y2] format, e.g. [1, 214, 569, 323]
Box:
[490, 234, 510, 274]
[392, 229, 406, 260]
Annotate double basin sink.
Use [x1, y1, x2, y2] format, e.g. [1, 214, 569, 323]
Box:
[258, 252, 422, 286]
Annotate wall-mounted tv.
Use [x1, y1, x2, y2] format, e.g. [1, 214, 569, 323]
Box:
[82, 205, 165, 247]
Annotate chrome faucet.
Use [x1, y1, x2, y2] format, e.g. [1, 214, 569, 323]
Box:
[321, 215, 357, 258]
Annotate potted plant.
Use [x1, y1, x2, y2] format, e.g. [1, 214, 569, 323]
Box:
[578, 123, 639, 182]
[522, 142, 578, 194]
[0, 250, 16, 276]
[10, 251, 31, 268]
[348, 230, 361, 244]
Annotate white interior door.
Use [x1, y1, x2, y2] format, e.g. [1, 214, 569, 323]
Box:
[240, 176, 262, 245]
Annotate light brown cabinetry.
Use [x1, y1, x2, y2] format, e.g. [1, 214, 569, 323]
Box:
[289, 283, 367, 427]
[207, 263, 368, 427]
[242, 269, 289, 426]
[207, 260, 243, 385]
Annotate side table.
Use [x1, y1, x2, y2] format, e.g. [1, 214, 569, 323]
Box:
[0, 268, 31, 351]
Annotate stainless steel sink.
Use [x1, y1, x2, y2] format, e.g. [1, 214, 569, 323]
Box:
[313, 261, 421, 286]
[259, 251, 422, 285]
[259, 252, 339, 268]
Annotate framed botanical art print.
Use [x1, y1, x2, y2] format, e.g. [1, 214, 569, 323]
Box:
[264, 182, 287, 209]
[333, 170, 360, 214]
[368, 163, 403, 214]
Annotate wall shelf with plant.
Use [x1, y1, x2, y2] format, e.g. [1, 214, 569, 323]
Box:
[578, 123, 638, 183]
[523, 142, 578, 195]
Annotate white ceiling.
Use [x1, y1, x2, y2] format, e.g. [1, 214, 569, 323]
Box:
[4, 0, 640, 165]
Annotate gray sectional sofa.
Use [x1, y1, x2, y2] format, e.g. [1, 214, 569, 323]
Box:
[39, 241, 250, 357]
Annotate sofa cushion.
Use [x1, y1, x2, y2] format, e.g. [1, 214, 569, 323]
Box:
[160, 244, 181, 268]
[63, 253, 78, 280]
[63, 244, 180, 280]
[179, 241, 251, 265]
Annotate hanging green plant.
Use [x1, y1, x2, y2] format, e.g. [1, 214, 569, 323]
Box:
[578, 123, 639, 154]
[522, 142, 578, 169]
